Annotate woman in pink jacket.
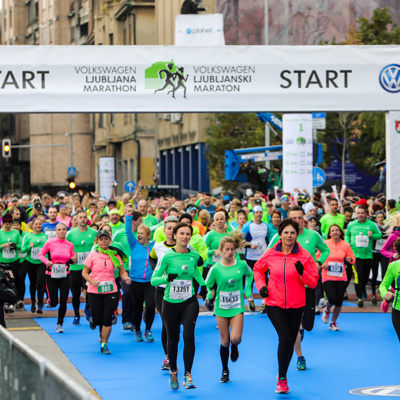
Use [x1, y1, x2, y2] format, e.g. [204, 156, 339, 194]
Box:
[254, 219, 318, 395]
[381, 213, 400, 264]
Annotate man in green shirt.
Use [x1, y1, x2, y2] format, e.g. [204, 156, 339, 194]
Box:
[345, 205, 382, 307]
[319, 197, 345, 239]
[137, 200, 158, 238]
[67, 210, 97, 324]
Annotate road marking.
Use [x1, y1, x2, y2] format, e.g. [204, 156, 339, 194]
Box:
[7, 327, 43, 331]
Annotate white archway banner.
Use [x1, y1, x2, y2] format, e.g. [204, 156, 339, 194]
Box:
[0, 45, 400, 112]
[386, 112, 400, 201]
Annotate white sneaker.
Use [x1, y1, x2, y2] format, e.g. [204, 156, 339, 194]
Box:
[321, 309, 329, 324]
[8, 304, 15, 314]
[329, 322, 340, 331]
[56, 324, 64, 333]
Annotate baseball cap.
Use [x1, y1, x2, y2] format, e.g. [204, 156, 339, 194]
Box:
[355, 199, 367, 207]
[108, 200, 117, 206]
[307, 214, 317, 222]
[21, 195, 30, 201]
[3, 213, 13, 223]
[96, 230, 111, 239]
[109, 209, 121, 216]
[34, 202, 43, 210]
[187, 206, 197, 213]
[280, 195, 289, 203]
[10, 196, 18, 202]
[253, 206, 263, 213]
[254, 199, 262, 205]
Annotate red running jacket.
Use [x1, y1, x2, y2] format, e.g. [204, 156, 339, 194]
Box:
[254, 241, 319, 309]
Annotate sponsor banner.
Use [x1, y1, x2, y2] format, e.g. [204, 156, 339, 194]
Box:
[349, 385, 400, 396]
[175, 14, 225, 46]
[386, 112, 400, 200]
[282, 114, 313, 195]
[99, 157, 115, 200]
[0, 46, 400, 112]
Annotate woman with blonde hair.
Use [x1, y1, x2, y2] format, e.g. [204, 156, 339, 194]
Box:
[381, 212, 400, 265]
[205, 231, 253, 383]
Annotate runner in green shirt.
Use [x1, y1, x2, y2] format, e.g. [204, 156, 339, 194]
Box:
[345, 205, 382, 307]
[319, 198, 345, 239]
[151, 222, 208, 391]
[12, 220, 28, 310]
[20, 217, 47, 313]
[205, 231, 253, 384]
[67, 210, 97, 324]
[137, 199, 159, 239]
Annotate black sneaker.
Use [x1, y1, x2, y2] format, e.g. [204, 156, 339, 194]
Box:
[89, 318, 96, 330]
[37, 305, 43, 314]
[371, 294, 377, 305]
[260, 304, 267, 314]
[248, 299, 256, 312]
[230, 344, 239, 362]
[31, 302, 36, 313]
[220, 370, 230, 383]
[357, 298, 364, 308]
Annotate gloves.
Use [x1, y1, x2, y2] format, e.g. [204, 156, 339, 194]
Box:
[200, 285, 208, 300]
[204, 298, 214, 311]
[259, 286, 269, 298]
[295, 261, 304, 276]
[167, 273, 178, 282]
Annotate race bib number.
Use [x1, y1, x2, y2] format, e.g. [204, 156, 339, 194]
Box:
[3, 247, 15, 259]
[46, 231, 57, 240]
[254, 242, 267, 255]
[51, 264, 67, 278]
[169, 280, 192, 300]
[219, 290, 241, 309]
[31, 247, 40, 260]
[375, 239, 386, 251]
[356, 234, 369, 248]
[327, 262, 344, 277]
[77, 252, 90, 265]
[97, 280, 114, 293]
[18, 250, 27, 259]
[212, 253, 222, 263]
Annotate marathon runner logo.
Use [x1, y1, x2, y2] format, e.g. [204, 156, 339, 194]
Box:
[379, 64, 400, 93]
[145, 60, 188, 99]
[296, 137, 306, 145]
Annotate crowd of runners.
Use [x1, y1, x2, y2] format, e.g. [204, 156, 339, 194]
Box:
[0, 182, 399, 394]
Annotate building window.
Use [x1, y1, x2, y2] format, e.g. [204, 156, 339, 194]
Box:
[4, 13, 6, 31]
[49, 21, 53, 43]
[41, 25, 46, 44]
[98, 113, 104, 128]
[123, 28, 127, 45]
[9, 8, 12, 28]
[109, 33, 113, 45]
[110, 113, 115, 125]
[80, 22, 88, 37]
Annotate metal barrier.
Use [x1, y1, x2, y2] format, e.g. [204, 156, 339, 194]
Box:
[0, 326, 96, 400]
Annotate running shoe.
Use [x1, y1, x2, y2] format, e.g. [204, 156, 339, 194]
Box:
[276, 377, 289, 394]
[357, 298, 364, 308]
[161, 357, 170, 370]
[89, 318, 96, 330]
[260, 304, 267, 314]
[382, 300, 389, 313]
[135, 331, 143, 342]
[371, 294, 377, 305]
[123, 322, 133, 330]
[318, 298, 327, 308]
[81, 288, 87, 300]
[31, 302, 36, 313]
[296, 356, 306, 371]
[329, 322, 340, 331]
[321, 308, 329, 324]
[169, 369, 180, 391]
[230, 344, 239, 362]
[220, 370, 230, 383]
[101, 344, 111, 355]
[16, 300, 24, 309]
[73, 316, 80, 325]
[248, 299, 256, 312]
[46, 300, 53, 309]
[299, 328, 305, 342]
[8, 304, 14, 314]
[56, 324, 64, 333]
[362, 290, 368, 300]
[84, 307, 91, 322]
[343, 290, 348, 300]
[111, 314, 117, 325]
[183, 372, 196, 389]
[144, 331, 154, 342]
[37, 305, 43, 314]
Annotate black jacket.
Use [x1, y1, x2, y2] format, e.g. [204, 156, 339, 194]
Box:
[239, 163, 259, 186]
[181, 0, 206, 14]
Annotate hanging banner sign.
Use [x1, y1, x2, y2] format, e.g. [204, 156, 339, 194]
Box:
[283, 114, 313, 195]
[99, 157, 115, 200]
[0, 45, 400, 112]
[386, 112, 400, 200]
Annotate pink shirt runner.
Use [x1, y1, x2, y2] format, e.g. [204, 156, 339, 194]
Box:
[38, 238, 75, 276]
[84, 251, 120, 294]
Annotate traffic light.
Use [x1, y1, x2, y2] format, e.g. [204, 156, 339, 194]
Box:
[2, 139, 11, 158]
[67, 176, 76, 190]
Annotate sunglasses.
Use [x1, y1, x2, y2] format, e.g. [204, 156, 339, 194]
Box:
[266, 204, 273, 207]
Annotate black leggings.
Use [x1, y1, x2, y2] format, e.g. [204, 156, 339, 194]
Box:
[155, 287, 167, 355]
[121, 279, 133, 324]
[17, 261, 28, 302]
[0, 261, 20, 302]
[266, 306, 304, 379]
[69, 270, 86, 316]
[392, 308, 400, 342]
[162, 295, 199, 373]
[88, 292, 119, 327]
[0, 282, 18, 328]
[371, 253, 390, 293]
[354, 258, 372, 298]
[45, 275, 70, 325]
[322, 280, 347, 307]
[25, 261, 46, 305]
[303, 287, 315, 332]
[129, 281, 156, 332]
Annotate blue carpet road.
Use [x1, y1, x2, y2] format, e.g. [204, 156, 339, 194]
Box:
[35, 312, 399, 400]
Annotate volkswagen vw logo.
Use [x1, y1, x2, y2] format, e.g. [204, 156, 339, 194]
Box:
[379, 64, 400, 93]
[350, 385, 400, 396]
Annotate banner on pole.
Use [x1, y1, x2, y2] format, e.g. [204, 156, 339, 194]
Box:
[283, 114, 313, 195]
[386, 112, 400, 200]
[99, 157, 115, 200]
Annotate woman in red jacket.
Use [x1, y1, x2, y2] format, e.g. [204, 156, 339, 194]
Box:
[254, 219, 319, 394]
